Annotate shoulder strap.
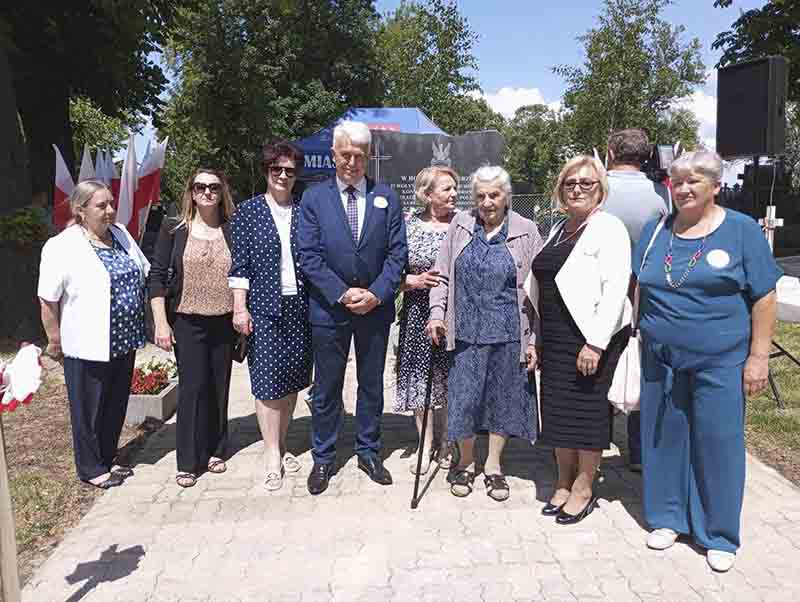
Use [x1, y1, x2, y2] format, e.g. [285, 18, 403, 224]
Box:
[632, 214, 667, 332]
[640, 214, 667, 272]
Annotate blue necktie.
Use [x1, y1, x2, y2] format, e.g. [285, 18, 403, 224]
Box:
[345, 185, 358, 242]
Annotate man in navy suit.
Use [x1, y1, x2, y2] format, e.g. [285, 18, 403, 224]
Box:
[297, 120, 408, 495]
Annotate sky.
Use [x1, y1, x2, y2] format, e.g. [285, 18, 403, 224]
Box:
[375, 0, 764, 153]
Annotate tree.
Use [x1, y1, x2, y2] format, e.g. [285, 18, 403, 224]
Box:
[0, 44, 30, 215]
[160, 0, 384, 200]
[555, 0, 705, 155]
[0, 2, 185, 205]
[69, 97, 142, 163]
[376, 0, 502, 134]
[713, 0, 800, 102]
[504, 105, 568, 193]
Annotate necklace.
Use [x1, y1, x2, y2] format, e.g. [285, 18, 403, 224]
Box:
[553, 208, 597, 247]
[664, 219, 711, 289]
[81, 226, 113, 248]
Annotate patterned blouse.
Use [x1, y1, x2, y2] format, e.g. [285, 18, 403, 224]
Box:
[454, 218, 520, 345]
[91, 234, 146, 358]
[176, 234, 233, 315]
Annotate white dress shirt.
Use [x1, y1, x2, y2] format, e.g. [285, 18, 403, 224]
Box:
[336, 176, 367, 240]
[266, 197, 298, 296]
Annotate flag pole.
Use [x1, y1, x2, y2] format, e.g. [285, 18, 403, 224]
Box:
[0, 415, 21, 602]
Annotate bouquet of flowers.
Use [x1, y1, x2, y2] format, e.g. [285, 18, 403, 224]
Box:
[130, 358, 176, 395]
[0, 343, 43, 413]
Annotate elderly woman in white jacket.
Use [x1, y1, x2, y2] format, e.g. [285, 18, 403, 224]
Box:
[38, 180, 149, 489]
[530, 155, 631, 525]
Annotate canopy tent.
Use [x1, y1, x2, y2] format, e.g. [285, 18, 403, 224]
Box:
[294, 108, 446, 182]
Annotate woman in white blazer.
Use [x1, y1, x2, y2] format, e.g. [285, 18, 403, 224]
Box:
[38, 180, 150, 489]
[530, 155, 631, 524]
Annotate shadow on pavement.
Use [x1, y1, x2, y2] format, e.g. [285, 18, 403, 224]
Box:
[64, 544, 145, 602]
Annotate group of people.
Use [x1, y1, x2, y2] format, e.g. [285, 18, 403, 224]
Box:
[37, 123, 782, 573]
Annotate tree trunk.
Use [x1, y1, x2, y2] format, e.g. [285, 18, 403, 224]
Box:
[0, 47, 31, 216]
[13, 57, 73, 210]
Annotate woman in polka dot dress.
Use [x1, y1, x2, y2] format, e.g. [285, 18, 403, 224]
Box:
[229, 141, 312, 491]
[395, 166, 459, 475]
[38, 180, 149, 490]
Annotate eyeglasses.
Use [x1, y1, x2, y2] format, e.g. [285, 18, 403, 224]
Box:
[269, 166, 297, 178]
[562, 179, 599, 192]
[192, 183, 222, 194]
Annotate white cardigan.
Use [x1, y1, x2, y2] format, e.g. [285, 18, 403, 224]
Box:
[532, 211, 632, 350]
[38, 223, 150, 362]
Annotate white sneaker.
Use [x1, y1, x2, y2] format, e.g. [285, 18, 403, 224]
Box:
[707, 550, 735, 572]
[647, 528, 679, 550]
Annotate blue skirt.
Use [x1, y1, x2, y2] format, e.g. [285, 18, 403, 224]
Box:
[247, 295, 312, 400]
[447, 340, 538, 442]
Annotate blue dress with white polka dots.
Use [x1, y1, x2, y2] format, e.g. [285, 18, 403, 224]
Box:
[92, 235, 146, 358]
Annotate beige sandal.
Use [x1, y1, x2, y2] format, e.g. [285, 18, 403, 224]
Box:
[265, 469, 284, 491]
[282, 453, 301, 474]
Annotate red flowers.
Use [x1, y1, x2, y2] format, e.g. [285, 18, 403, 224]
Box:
[130, 359, 176, 395]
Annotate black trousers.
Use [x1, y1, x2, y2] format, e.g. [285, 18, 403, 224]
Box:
[173, 313, 234, 474]
[63, 352, 136, 481]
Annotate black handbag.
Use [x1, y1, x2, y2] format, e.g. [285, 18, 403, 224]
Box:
[232, 333, 248, 363]
[164, 231, 180, 324]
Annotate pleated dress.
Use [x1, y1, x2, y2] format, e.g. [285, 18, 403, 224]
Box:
[532, 228, 626, 450]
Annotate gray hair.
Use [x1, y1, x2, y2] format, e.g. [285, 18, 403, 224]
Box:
[670, 150, 723, 183]
[333, 120, 371, 149]
[471, 165, 513, 199]
[69, 179, 112, 224]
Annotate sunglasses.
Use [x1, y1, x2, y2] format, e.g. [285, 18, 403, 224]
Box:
[268, 166, 297, 178]
[192, 182, 222, 194]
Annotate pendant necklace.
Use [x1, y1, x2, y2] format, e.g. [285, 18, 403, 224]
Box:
[664, 215, 713, 289]
[553, 207, 599, 247]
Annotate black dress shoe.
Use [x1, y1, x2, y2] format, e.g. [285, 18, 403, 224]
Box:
[357, 455, 393, 485]
[307, 462, 334, 495]
[541, 502, 565, 516]
[556, 496, 598, 525]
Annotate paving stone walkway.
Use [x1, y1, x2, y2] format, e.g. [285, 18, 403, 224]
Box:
[22, 345, 800, 601]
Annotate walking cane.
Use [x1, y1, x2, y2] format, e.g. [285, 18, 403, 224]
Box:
[410, 353, 434, 510]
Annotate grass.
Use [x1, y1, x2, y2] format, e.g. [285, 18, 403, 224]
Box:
[745, 322, 800, 486]
[2, 341, 152, 585]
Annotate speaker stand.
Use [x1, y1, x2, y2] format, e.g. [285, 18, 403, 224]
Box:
[769, 341, 800, 410]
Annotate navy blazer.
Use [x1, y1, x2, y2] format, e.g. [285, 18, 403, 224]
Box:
[229, 195, 307, 318]
[297, 178, 408, 326]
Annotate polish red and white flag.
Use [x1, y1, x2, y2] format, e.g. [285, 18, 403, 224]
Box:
[52, 145, 75, 230]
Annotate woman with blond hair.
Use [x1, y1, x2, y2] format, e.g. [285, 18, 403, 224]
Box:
[39, 180, 149, 489]
[395, 166, 459, 474]
[149, 168, 237, 488]
[531, 155, 631, 524]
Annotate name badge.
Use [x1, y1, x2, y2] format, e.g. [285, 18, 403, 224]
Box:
[373, 196, 388, 209]
[706, 249, 730, 269]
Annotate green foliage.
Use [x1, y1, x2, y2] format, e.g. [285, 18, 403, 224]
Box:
[69, 97, 142, 162]
[713, 0, 800, 102]
[159, 0, 384, 200]
[555, 0, 705, 155]
[376, 0, 503, 135]
[2, 1, 186, 121]
[504, 105, 569, 193]
[0, 207, 49, 245]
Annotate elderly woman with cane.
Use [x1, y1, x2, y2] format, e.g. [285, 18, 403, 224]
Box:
[635, 150, 781, 572]
[427, 165, 542, 501]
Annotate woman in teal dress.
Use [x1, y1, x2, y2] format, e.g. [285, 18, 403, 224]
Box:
[634, 150, 782, 573]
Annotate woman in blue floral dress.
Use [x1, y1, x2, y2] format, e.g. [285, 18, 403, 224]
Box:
[395, 167, 458, 475]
